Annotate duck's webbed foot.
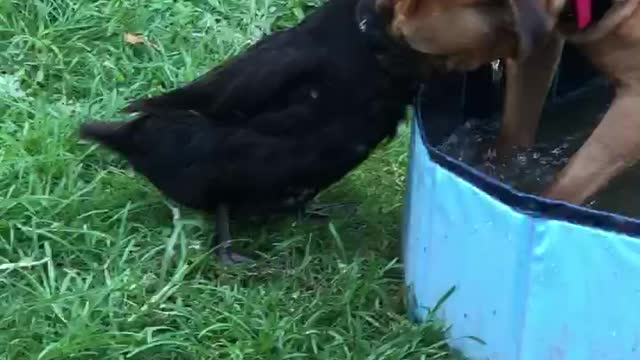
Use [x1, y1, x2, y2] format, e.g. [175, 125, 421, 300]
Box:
[300, 202, 359, 221]
[212, 204, 253, 265]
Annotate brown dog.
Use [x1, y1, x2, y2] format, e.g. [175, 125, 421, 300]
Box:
[381, 0, 640, 206]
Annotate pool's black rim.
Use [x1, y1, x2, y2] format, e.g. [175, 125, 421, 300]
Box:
[413, 86, 640, 239]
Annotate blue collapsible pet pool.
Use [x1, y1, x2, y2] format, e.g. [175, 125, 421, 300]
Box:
[404, 45, 640, 359]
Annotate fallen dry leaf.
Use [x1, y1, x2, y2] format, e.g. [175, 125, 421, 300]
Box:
[124, 32, 144, 44]
[123, 32, 157, 48]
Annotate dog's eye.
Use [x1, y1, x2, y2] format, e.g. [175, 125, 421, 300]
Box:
[475, 0, 504, 5]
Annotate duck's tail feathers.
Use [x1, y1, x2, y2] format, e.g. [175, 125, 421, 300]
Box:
[79, 120, 137, 155]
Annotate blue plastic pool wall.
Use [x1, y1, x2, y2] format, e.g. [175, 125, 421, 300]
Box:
[403, 49, 640, 358]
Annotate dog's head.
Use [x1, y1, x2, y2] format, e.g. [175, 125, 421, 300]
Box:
[376, 0, 552, 70]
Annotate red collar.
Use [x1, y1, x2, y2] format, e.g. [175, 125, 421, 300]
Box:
[575, 0, 592, 29]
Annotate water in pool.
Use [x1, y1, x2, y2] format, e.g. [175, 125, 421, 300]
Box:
[436, 87, 640, 219]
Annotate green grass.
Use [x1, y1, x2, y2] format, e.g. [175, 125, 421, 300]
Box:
[0, 0, 462, 358]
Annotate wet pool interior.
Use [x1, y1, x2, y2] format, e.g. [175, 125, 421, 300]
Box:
[418, 44, 640, 219]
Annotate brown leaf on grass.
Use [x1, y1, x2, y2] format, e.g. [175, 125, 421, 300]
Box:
[123, 32, 157, 48]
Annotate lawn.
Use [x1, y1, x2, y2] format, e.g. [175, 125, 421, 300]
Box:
[0, 0, 461, 358]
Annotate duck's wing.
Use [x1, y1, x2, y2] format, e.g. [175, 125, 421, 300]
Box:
[123, 39, 328, 119]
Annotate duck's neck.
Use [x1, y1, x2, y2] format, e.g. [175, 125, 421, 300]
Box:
[354, 0, 432, 84]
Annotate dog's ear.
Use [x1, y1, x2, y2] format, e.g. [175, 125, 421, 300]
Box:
[375, 0, 419, 18]
[509, 0, 552, 58]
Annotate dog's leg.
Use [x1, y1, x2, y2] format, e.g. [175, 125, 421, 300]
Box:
[496, 33, 564, 156]
[212, 203, 252, 264]
[543, 89, 640, 204]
